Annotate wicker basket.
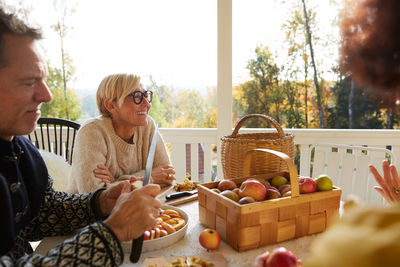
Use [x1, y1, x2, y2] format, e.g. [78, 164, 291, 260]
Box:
[221, 114, 295, 180]
[198, 148, 341, 251]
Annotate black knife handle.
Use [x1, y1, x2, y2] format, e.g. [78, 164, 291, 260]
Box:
[130, 234, 144, 263]
[165, 191, 192, 200]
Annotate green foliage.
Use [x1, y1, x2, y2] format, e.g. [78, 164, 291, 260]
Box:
[148, 93, 167, 127]
[80, 95, 98, 122]
[41, 64, 82, 120]
[327, 77, 384, 129]
[147, 76, 174, 127]
[202, 86, 217, 128]
[173, 90, 206, 128]
[234, 45, 283, 128]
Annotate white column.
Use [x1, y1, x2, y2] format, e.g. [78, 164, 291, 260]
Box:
[217, 0, 232, 180]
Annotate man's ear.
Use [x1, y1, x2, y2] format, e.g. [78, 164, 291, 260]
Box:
[104, 99, 117, 114]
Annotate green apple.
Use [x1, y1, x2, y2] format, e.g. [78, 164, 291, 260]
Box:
[270, 175, 288, 188]
[315, 175, 333, 191]
[220, 190, 240, 202]
[211, 188, 221, 194]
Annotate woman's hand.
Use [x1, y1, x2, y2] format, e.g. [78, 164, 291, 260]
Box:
[94, 164, 115, 184]
[151, 164, 176, 185]
[369, 160, 400, 203]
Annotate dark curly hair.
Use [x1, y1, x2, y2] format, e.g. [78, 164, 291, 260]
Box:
[0, 6, 42, 68]
[340, 0, 400, 106]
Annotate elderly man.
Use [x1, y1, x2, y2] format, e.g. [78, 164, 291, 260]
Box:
[0, 6, 161, 266]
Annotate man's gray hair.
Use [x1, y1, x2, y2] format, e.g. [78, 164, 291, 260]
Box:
[0, 5, 42, 67]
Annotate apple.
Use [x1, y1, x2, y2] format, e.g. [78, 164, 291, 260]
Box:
[199, 228, 221, 250]
[220, 190, 240, 202]
[315, 174, 333, 191]
[211, 188, 221, 194]
[266, 185, 279, 191]
[270, 175, 289, 188]
[247, 178, 269, 187]
[217, 179, 237, 191]
[265, 188, 281, 200]
[143, 230, 151, 240]
[232, 187, 240, 195]
[278, 184, 291, 195]
[238, 196, 256, 204]
[239, 179, 267, 201]
[266, 247, 298, 267]
[298, 177, 317, 194]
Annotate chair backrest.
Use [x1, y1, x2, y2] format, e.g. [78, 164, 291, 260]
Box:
[26, 117, 81, 165]
[309, 143, 396, 206]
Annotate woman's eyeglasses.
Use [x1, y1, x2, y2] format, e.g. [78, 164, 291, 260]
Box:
[130, 90, 153, 104]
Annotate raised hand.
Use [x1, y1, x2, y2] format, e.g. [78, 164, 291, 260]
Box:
[369, 160, 400, 204]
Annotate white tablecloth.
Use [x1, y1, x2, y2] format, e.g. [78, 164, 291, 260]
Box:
[35, 199, 324, 266]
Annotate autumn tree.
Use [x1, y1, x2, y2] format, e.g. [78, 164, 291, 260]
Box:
[234, 45, 282, 127]
[327, 73, 384, 129]
[41, 64, 82, 120]
[202, 86, 217, 128]
[147, 76, 174, 127]
[51, 0, 77, 119]
[173, 89, 206, 128]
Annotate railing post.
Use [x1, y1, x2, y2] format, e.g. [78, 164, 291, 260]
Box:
[217, 0, 232, 180]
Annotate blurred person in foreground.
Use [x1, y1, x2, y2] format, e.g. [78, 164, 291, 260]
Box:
[339, 0, 400, 205]
[66, 74, 175, 193]
[0, 6, 161, 266]
[305, 0, 400, 266]
[255, 0, 400, 266]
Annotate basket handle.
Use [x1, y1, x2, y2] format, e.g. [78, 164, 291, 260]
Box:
[243, 148, 299, 198]
[231, 114, 284, 138]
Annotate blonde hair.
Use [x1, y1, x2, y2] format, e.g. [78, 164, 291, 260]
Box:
[96, 74, 141, 117]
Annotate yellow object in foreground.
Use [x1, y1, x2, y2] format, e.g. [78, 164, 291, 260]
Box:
[305, 203, 400, 267]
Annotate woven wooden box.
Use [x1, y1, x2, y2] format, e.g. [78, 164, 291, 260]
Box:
[198, 148, 342, 251]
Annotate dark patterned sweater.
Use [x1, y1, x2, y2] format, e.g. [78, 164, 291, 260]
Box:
[0, 136, 123, 266]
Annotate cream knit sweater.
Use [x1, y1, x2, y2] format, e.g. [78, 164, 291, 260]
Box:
[66, 115, 171, 193]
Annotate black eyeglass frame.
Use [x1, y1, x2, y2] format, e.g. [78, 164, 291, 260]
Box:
[130, 90, 153, 104]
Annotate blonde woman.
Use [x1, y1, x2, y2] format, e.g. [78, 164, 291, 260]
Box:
[67, 74, 175, 193]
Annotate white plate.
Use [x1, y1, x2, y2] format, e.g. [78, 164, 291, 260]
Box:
[123, 205, 188, 253]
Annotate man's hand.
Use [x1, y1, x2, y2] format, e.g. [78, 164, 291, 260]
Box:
[103, 184, 161, 242]
[98, 180, 130, 215]
[151, 164, 176, 185]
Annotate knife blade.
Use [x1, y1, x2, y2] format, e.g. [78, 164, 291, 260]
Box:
[165, 190, 197, 200]
[130, 124, 159, 263]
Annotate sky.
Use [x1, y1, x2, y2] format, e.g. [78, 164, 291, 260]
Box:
[4, 0, 340, 95]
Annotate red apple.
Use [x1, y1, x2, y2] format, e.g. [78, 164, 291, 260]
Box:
[232, 187, 240, 195]
[265, 188, 281, 200]
[266, 247, 298, 267]
[278, 184, 291, 195]
[143, 230, 151, 240]
[217, 179, 237, 191]
[199, 228, 221, 250]
[239, 179, 267, 201]
[298, 177, 317, 194]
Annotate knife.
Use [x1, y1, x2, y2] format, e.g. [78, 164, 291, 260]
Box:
[130, 124, 159, 263]
[165, 190, 197, 200]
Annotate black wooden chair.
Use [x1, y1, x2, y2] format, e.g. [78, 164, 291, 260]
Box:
[27, 117, 81, 165]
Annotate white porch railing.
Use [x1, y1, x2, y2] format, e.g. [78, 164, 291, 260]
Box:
[27, 127, 400, 185]
[160, 128, 400, 183]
